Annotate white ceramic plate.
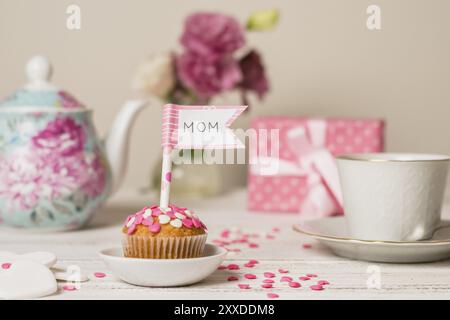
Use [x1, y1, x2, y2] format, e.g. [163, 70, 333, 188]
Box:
[293, 217, 450, 263]
[99, 244, 227, 287]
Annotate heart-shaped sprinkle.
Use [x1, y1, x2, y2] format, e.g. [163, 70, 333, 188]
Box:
[62, 285, 77, 291]
[143, 209, 152, 218]
[267, 293, 279, 299]
[248, 259, 259, 264]
[170, 219, 182, 228]
[244, 274, 257, 280]
[227, 276, 239, 281]
[244, 263, 255, 268]
[306, 273, 317, 278]
[94, 272, 106, 278]
[289, 282, 301, 288]
[149, 223, 161, 233]
[238, 284, 250, 289]
[317, 280, 330, 286]
[280, 276, 293, 282]
[249, 243, 259, 249]
[261, 283, 273, 289]
[264, 272, 276, 278]
[310, 284, 324, 291]
[263, 279, 274, 283]
[302, 243, 312, 249]
[299, 276, 310, 281]
[158, 215, 170, 224]
[1, 263, 11, 269]
[182, 218, 193, 228]
[227, 264, 240, 270]
[278, 268, 289, 274]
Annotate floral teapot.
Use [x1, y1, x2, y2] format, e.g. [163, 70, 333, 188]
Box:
[0, 56, 148, 231]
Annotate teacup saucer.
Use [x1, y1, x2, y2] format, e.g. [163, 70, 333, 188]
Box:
[99, 244, 227, 287]
[293, 217, 450, 263]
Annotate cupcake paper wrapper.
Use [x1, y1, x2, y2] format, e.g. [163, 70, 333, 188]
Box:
[122, 234, 207, 259]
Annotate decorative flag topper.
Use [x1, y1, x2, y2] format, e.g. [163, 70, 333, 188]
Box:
[159, 104, 247, 207]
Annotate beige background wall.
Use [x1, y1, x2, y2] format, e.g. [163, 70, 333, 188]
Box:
[1, 0, 450, 192]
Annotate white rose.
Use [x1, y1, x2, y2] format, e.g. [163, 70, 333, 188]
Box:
[132, 52, 175, 99]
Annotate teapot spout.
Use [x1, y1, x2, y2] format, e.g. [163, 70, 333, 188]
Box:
[105, 99, 148, 195]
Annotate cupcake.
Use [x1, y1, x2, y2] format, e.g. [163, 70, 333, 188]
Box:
[122, 205, 207, 259]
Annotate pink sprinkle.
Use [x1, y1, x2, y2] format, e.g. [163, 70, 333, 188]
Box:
[261, 283, 273, 289]
[217, 265, 227, 270]
[244, 274, 257, 280]
[289, 281, 301, 288]
[280, 276, 293, 282]
[165, 172, 172, 182]
[227, 264, 240, 270]
[272, 227, 281, 233]
[63, 285, 77, 291]
[306, 273, 317, 278]
[263, 279, 275, 283]
[227, 276, 239, 281]
[249, 243, 259, 249]
[278, 268, 289, 274]
[264, 272, 276, 278]
[1, 263, 11, 269]
[267, 293, 279, 299]
[182, 218, 193, 228]
[266, 235, 275, 240]
[302, 243, 312, 249]
[310, 284, 324, 291]
[248, 259, 259, 264]
[299, 276, 311, 281]
[149, 222, 161, 233]
[244, 263, 255, 268]
[238, 284, 250, 289]
[94, 272, 106, 278]
[220, 230, 230, 238]
[318, 280, 330, 286]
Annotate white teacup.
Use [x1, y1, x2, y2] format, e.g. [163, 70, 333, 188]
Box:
[336, 153, 450, 241]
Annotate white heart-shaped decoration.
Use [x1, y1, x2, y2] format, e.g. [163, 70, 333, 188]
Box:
[0, 251, 56, 267]
[0, 260, 57, 299]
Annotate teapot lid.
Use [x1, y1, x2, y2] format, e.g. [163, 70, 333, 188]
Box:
[0, 55, 85, 109]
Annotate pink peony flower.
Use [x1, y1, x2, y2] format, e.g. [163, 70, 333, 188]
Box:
[239, 50, 269, 99]
[32, 117, 85, 157]
[180, 12, 245, 60]
[176, 52, 242, 99]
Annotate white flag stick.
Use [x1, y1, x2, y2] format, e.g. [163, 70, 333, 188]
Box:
[159, 147, 173, 208]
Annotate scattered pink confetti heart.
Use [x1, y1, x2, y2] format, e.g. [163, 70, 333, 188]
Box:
[289, 282, 301, 288]
[244, 274, 257, 280]
[272, 227, 281, 233]
[306, 273, 317, 278]
[244, 263, 255, 268]
[278, 268, 289, 274]
[302, 243, 312, 249]
[238, 284, 251, 289]
[248, 243, 259, 249]
[248, 259, 259, 264]
[264, 272, 276, 278]
[280, 276, 293, 282]
[318, 280, 330, 286]
[263, 279, 275, 283]
[310, 284, 324, 291]
[267, 293, 279, 299]
[1, 263, 11, 269]
[227, 264, 240, 270]
[94, 272, 106, 278]
[299, 276, 311, 281]
[227, 276, 239, 281]
[63, 285, 77, 291]
[261, 283, 273, 289]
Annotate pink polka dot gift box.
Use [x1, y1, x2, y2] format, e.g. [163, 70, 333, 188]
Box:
[247, 116, 384, 217]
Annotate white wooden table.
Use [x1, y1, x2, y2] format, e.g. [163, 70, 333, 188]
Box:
[1, 189, 449, 300]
